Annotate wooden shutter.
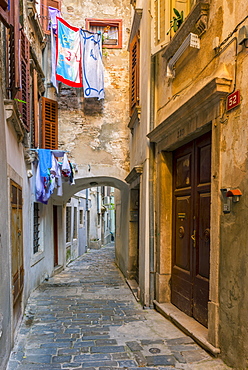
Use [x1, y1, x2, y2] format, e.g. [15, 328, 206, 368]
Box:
[0, 0, 8, 26]
[15, 30, 30, 131]
[18, 30, 30, 131]
[7, 0, 21, 98]
[41, 97, 58, 149]
[155, 0, 166, 45]
[130, 33, 140, 116]
[0, 0, 7, 10]
[33, 69, 39, 147]
[41, 0, 61, 33]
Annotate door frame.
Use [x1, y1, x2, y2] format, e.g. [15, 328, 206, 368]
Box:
[10, 179, 24, 331]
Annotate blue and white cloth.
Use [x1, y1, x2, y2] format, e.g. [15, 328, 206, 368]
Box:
[80, 30, 104, 99]
[56, 17, 82, 88]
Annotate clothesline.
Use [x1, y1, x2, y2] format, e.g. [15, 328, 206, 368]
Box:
[28, 148, 70, 153]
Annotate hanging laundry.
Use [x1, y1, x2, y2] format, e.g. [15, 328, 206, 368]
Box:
[56, 17, 83, 88]
[48, 6, 61, 34]
[61, 152, 71, 177]
[57, 162, 63, 196]
[80, 30, 104, 99]
[69, 161, 75, 184]
[48, 8, 62, 92]
[38, 149, 52, 179]
[50, 28, 59, 92]
[35, 161, 49, 204]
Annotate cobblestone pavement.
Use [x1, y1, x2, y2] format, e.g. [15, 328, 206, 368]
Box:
[7, 245, 231, 370]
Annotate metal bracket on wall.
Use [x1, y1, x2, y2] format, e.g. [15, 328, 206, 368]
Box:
[220, 188, 231, 213]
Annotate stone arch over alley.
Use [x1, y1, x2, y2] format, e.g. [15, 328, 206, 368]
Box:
[52, 174, 130, 280]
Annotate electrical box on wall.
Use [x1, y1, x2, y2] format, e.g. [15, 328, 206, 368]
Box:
[221, 188, 231, 213]
[221, 188, 242, 213]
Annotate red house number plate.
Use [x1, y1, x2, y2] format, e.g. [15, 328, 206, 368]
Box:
[227, 90, 240, 111]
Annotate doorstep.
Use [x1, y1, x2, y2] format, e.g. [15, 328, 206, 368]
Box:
[153, 301, 220, 356]
[53, 265, 64, 276]
[126, 279, 140, 302]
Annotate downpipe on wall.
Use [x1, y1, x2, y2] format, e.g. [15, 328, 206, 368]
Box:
[148, 56, 156, 308]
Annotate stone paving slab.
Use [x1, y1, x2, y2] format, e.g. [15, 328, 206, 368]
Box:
[6, 245, 231, 370]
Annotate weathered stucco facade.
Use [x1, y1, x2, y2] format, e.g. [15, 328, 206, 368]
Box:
[54, 0, 131, 276]
[128, 0, 248, 367]
[57, 0, 130, 175]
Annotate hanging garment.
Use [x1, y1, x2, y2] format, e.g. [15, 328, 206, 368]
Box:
[62, 152, 71, 174]
[56, 17, 82, 88]
[80, 30, 104, 99]
[50, 151, 64, 196]
[69, 161, 75, 185]
[48, 7, 61, 34]
[48, 7, 61, 91]
[57, 162, 63, 196]
[38, 149, 52, 178]
[35, 161, 48, 205]
[51, 28, 59, 92]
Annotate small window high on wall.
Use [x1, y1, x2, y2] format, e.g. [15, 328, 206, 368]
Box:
[85, 19, 122, 49]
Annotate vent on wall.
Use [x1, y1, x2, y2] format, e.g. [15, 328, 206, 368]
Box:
[166, 33, 200, 78]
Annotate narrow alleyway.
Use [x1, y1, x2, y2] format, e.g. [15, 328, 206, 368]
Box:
[7, 245, 230, 370]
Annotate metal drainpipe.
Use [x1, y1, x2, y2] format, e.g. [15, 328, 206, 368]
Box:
[149, 55, 156, 307]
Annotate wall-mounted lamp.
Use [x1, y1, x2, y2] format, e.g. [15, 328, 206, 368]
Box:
[27, 169, 33, 178]
[226, 189, 242, 203]
[238, 25, 248, 48]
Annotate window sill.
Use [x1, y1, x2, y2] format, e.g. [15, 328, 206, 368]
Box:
[31, 250, 44, 267]
[27, 1, 46, 45]
[4, 100, 25, 142]
[162, 0, 210, 62]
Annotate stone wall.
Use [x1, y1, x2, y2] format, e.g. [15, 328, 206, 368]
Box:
[58, 0, 131, 177]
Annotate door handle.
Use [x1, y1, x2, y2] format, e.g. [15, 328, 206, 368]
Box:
[191, 230, 196, 248]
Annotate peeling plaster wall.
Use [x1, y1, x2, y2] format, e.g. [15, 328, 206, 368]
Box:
[0, 84, 11, 370]
[152, 0, 248, 367]
[218, 18, 248, 366]
[58, 0, 131, 176]
[56, 0, 131, 280]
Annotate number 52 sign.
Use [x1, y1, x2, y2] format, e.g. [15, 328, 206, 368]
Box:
[227, 90, 240, 111]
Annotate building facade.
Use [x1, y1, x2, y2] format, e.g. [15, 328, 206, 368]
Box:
[2, 0, 248, 368]
[128, 0, 248, 367]
[0, 0, 131, 368]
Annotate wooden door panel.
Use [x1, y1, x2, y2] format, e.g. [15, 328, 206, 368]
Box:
[175, 153, 191, 189]
[53, 206, 58, 267]
[193, 134, 211, 326]
[10, 181, 24, 326]
[172, 132, 211, 328]
[197, 192, 210, 279]
[174, 196, 191, 270]
[171, 270, 192, 316]
[11, 208, 19, 275]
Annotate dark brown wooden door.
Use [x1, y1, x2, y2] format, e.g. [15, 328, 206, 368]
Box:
[171, 132, 211, 327]
[53, 206, 58, 267]
[10, 180, 24, 329]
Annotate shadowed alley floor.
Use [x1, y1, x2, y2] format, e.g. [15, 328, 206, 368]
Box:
[6, 244, 231, 369]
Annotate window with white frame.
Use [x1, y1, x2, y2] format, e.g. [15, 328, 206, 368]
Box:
[33, 202, 40, 254]
[66, 206, 71, 243]
[79, 209, 84, 226]
[73, 207, 77, 239]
